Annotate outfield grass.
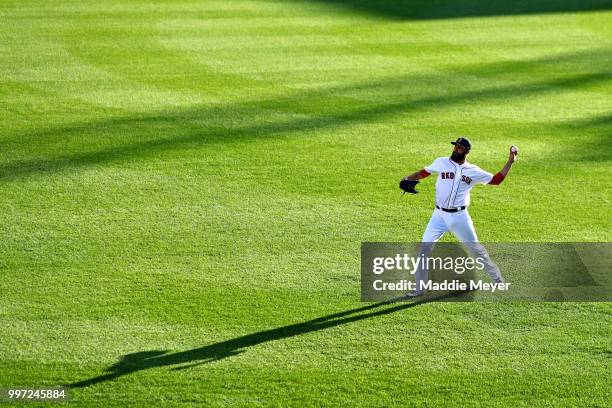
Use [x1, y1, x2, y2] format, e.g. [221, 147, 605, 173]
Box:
[1, 0, 611, 406]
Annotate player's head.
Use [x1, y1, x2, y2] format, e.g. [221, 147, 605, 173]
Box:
[450, 137, 471, 162]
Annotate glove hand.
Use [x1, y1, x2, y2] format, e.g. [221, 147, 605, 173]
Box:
[400, 178, 419, 194]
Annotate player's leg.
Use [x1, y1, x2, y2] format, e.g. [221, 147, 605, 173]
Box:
[448, 210, 478, 242]
[422, 208, 448, 242]
[412, 210, 448, 295]
[449, 211, 504, 282]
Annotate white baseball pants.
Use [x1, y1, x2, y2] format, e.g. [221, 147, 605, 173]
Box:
[415, 208, 502, 289]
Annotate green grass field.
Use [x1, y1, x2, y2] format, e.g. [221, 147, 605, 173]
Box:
[1, 0, 611, 406]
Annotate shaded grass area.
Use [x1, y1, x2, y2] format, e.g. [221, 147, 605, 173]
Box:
[0, 0, 611, 406]
[2, 46, 610, 179]
[296, 0, 612, 20]
[1, 69, 610, 180]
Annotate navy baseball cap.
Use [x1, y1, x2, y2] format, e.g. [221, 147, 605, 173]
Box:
[451, 137, 472, 150]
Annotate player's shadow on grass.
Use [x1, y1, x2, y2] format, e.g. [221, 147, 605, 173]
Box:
[69, 290, 472, 388]
[304, 0, 612, 20]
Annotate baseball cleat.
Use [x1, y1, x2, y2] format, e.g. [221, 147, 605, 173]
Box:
[405, 290, 426, 298]
[493, 277, 506, 284]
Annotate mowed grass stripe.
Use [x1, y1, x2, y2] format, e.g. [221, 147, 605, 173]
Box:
[0, 0, 610, 406]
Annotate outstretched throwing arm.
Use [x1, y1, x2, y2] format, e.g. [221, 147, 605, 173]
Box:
[489, 146, 518, 185]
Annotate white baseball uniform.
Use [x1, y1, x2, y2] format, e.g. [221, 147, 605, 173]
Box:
[415, 157, 503, 288]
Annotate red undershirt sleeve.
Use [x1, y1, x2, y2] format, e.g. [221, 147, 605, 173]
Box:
[419, 169, 431, 178]
[488, 172, 505, 185]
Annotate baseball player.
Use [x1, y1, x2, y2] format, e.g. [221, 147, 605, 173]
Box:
[400, 137, 518, 297]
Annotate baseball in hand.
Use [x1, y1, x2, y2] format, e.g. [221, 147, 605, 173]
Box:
[510, 145, 519, 161]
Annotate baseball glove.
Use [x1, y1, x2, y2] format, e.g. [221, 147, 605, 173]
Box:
[400, 179, 419, 194]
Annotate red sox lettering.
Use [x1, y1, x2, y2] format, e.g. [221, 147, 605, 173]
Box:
[461, 175, 472, 184]
[441, 172, 473, 184]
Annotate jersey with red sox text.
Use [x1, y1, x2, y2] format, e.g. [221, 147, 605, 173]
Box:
[424, 157, 493, 208]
